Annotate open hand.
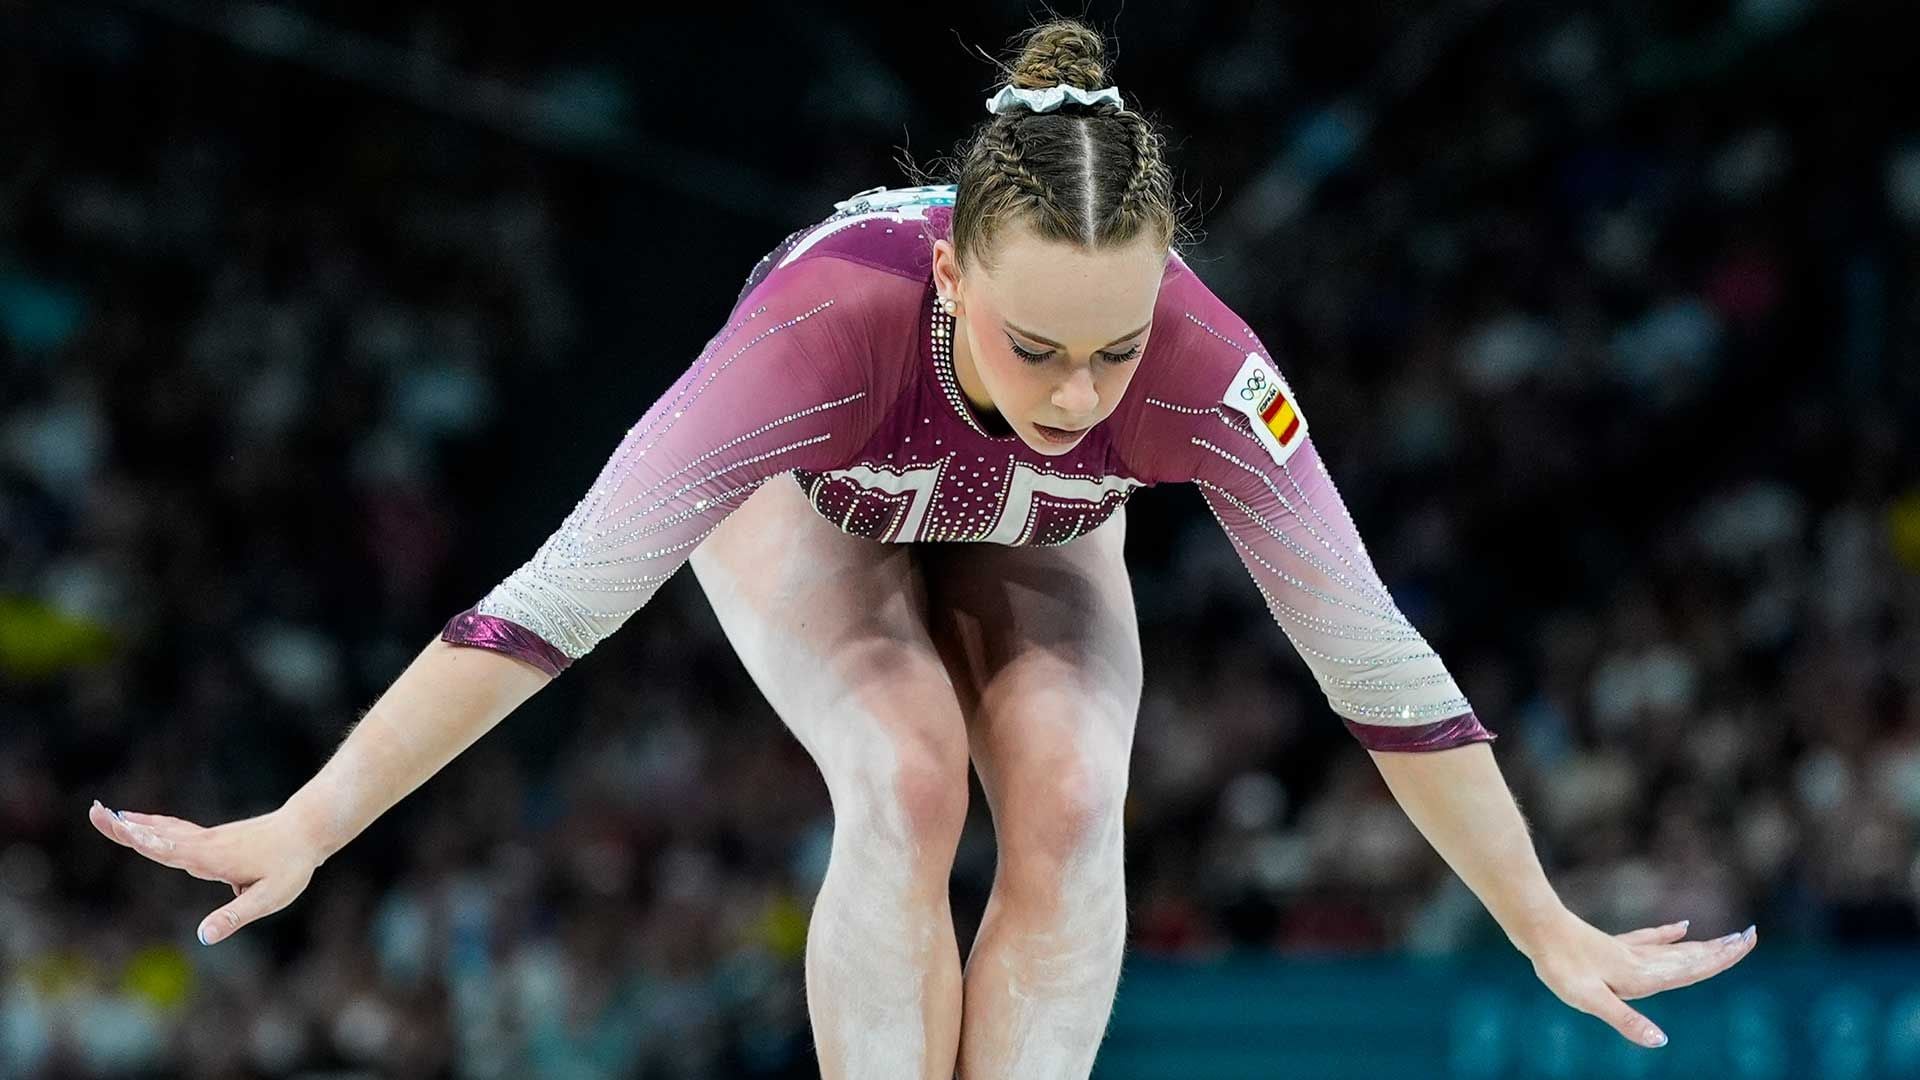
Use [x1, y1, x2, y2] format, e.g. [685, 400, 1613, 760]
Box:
[1524, 913, 1758, 1049]
[88, 800, 322, 946]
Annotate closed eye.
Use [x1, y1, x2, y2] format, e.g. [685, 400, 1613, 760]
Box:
[1007, 336, 1144, 365]
[1008, 339, 1051, 363]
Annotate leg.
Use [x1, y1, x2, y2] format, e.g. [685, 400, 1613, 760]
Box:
[922, 509, 1144, 1080]
[689, 477, 968, 1080]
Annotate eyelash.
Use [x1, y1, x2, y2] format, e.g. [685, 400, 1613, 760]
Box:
[1007, 339, 1144, 365]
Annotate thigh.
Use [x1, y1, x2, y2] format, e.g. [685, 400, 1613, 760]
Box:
[921, 509, 1144, 834]
[689, 476, 968, 809]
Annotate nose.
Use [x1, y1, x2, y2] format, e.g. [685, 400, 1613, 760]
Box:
[1051, 364, 1099, 419]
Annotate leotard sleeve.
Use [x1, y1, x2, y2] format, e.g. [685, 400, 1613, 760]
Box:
[1120, 263, 1496, 752]
[437, 252, 898, 675]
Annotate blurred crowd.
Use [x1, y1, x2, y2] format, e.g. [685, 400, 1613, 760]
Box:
[3, 1, 1916, 1077]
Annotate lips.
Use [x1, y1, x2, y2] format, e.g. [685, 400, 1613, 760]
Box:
[1034, 422, 1090, 444]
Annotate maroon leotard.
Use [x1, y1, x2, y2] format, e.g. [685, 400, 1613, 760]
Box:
[439, 185, 1493, 752]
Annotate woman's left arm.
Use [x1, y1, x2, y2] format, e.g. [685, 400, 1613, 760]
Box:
[1141, 269, 1758, 1049]
[1370, 740, 1757, 1050]
[1186, 422, 1758, 1049]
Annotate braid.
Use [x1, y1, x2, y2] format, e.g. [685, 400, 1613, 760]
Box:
[1007, 34, 1105, 91]
[942, 17, 1186, 271]
[981, 119, 1081, 240]
[1108, 111, 1167, 242]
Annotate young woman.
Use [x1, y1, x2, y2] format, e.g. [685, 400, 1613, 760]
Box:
[92, 18, 1756, 1079]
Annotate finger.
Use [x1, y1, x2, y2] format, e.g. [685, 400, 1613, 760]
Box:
[91, 803, 174, 858]
[1625, 927, 1757, 997]
[199, 876, 293, 945]
[88, 802, 130, 844]
[1586, 989, 1668, 1048]
[1637, 928, 1754, 974]
[116, 811, 203, 834]
[105, 811, 233, 882]
[91, 804, 240, 889]
[108, 813, 180, 859]
[1617, 920, 1690, 946]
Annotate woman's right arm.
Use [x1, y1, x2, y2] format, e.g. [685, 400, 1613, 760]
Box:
[92, 638, 551, 946]
[279, 637, 553, 865]
[93, 249, 910, 945]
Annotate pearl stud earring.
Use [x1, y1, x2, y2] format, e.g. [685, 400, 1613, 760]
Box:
[940, 296, 958, 316]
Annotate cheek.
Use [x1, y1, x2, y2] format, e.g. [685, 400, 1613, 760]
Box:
[1099, 363, 1142, 411]
[974, 342, 1038, 398]
[968, 336, 1006, 386]
[1004, 364, 1054, 406]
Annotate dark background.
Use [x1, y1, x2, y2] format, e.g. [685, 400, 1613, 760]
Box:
[3, 1, 1916, 1076]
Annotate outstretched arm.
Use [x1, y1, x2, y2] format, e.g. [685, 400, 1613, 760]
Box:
[1183, 364, 1753, 1050]
[89, 633, 549, 946]
[280, 636, 553, 865]
[1139, 262, 1757, 1049]
[1371, 740, 1757, 1050]
[91, 251, 900, 946]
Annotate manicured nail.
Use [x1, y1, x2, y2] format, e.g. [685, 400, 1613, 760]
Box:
[1647, 1028, 1668, 1048]
[1742, 924, 1755, 942]
[111, 808, 126, 823]
[198, 924, 214, 946]
[1677, 919, 1690, 931]
[1717, 931, 1743, 945]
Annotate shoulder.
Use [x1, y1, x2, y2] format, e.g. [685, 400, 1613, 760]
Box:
[733, 185, 955, 306]
[1111, 254, 1310, 482]
[712, 186, 951, 404]
[728, 186, 951, 345]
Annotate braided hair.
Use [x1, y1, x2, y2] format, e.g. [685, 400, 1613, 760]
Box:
[916, 18, 1191, 274]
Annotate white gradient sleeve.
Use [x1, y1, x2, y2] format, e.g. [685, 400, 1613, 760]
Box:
[439, 255, 884, 674]
[1189, 416, 1495, 753]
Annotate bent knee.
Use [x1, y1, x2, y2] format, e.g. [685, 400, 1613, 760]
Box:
[888, 734, 970, 847]
[828, 720, 970, 860]
[1000, 741, 1130, 878]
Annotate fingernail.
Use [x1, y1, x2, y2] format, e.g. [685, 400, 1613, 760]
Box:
[1677, 919, 1690, 931]
[199, 924, 215, 946]
[1742, 924, 1756, 942]
[111, 808, 126, 822]
[1647, 1029, 1668, 1048]
[1717, 931, 1743, 945]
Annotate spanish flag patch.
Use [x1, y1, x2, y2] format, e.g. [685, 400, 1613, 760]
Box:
[1223, 352, 1309, 467]
[1259, 385, 1302, 446]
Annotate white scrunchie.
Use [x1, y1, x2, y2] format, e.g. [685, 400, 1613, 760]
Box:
[984, 84, 1125, 116]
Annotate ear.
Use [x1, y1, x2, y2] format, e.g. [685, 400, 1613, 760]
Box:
[932, 238, 961, 300]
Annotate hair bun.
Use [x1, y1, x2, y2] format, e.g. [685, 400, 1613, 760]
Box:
[1008, 19, 1108, 92]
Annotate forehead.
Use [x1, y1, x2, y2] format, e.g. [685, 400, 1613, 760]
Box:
[977, 225, 1167, 334]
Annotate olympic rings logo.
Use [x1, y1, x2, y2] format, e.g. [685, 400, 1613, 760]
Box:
[1239, 369, 1269, 401]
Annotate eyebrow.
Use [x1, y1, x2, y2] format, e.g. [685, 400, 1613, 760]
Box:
[1004, 319, 1153, 351]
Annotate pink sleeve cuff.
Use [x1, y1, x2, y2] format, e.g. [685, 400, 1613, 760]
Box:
[1343, 711, 1497, 752]
[439, 605, 572, 678]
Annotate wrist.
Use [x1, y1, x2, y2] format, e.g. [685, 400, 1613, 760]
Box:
[1504, 902, 1582, 960]
[279, 787, 343, 867]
